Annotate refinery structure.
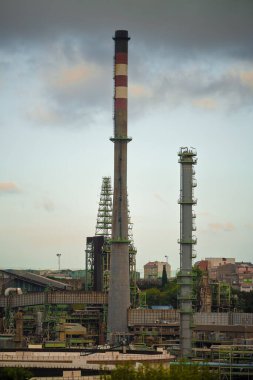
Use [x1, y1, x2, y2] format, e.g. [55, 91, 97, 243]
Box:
[0, 31, 253, 379]
[178, 147, 197, 358]
[85, 176, 137, 304]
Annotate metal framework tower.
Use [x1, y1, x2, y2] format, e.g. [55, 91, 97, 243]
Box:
[128, 205, 137, 306]
[177, 147, 197, 358]
[102, 199, 137, 298]
[107, 30, 131, 341]
[95, 177, 113, 238]
[85, 176, 137, 297]
[85, 177, 112, 292]
[95, 177, 113, 292]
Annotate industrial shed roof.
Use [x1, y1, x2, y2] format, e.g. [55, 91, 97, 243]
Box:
[1, 269, 72, 290]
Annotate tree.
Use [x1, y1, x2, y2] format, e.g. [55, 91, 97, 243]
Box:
[231, 289, 253, 312]
[145, 287, 161, 306]
[162, 265, 168, 288]
[0, 368, 32, 380]
[192, 266, 204, 311]
[145, 279, 178, 308]
[163, 278, 178, 308]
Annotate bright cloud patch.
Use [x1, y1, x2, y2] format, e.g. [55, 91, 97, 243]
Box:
[209, 222, 235, 232]
[129, 84, 152, 98]
[192, 97, 217, 110]
[0, 182, 21, 194]
[239, 69, 253, 89]
[48, 62, 102, 90]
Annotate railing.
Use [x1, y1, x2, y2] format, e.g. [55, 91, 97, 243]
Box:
[178, 198, 197, 204]
[178, 237, 197, 244]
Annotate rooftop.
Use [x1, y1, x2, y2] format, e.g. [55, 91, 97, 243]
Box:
[2, 269, 72, 290]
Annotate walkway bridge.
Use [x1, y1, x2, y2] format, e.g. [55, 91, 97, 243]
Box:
[0, 291, 107, 308]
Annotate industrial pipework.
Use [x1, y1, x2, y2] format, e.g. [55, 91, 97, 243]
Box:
[177, 147, 197, 358]
[107, 30, 131, 342]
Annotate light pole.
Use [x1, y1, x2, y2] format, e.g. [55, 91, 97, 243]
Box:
[56, 253, 61, 272]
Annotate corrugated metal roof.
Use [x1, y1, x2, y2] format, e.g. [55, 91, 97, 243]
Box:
[2, 269, 72, 290]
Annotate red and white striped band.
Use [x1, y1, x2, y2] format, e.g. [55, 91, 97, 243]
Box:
[115, 52, 128, 110]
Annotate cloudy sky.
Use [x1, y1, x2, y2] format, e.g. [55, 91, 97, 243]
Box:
[0, 0, 253, 273]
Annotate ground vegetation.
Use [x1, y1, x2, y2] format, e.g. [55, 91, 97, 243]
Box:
[101, 363, 217, 379]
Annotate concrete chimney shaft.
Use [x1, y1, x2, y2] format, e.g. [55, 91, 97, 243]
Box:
[107, 30, 131, 342]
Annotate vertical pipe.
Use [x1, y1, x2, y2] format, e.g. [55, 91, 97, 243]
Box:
[178, 147, 197, 358]
[107, 30, 131, 343]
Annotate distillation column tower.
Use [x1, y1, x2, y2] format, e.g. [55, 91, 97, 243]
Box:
[178, 147, 197, 358]
[107, 30, 131, 341]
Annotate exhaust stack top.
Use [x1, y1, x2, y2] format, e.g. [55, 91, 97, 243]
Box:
[112, 30, 131, 140]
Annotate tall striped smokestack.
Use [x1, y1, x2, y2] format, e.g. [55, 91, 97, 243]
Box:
[107, 30, 131, 341]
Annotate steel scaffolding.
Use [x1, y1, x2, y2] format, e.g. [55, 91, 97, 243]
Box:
[95, 177, 113, 238]
[211, 282, 231, 312]
[85, 176, 137, 304]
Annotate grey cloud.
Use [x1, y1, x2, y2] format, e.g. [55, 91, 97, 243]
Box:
[26, 100, 95, 129]
[28, 60, 253, 126]
[20, 39, 113, 126]
[23, 47, 253, 127]
[2, 0, 253, 127]
[0, 0, 253, 59]
[129, 64, 253, 114]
